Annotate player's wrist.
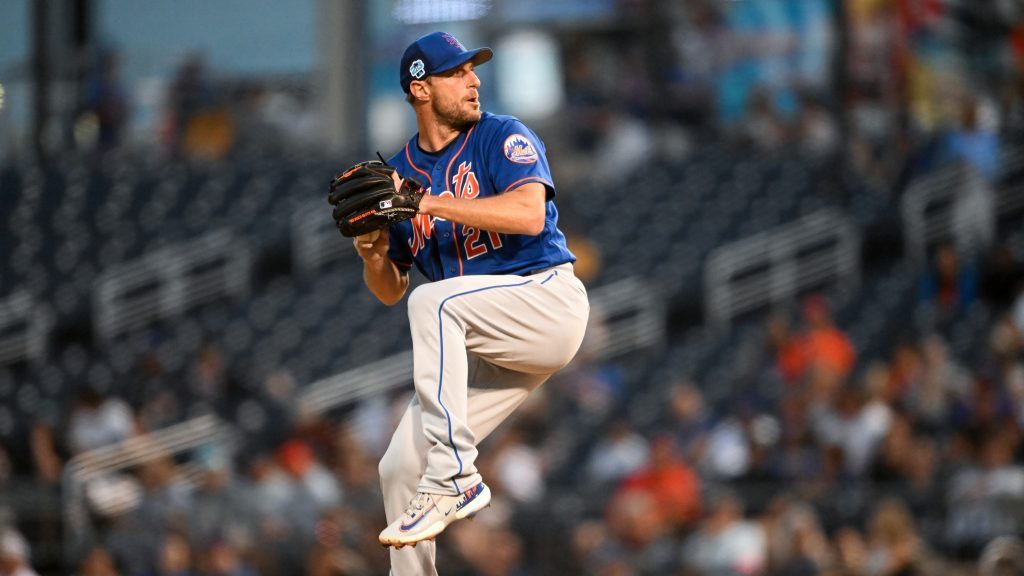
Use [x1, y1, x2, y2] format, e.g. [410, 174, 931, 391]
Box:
[418, 194, 434, 215]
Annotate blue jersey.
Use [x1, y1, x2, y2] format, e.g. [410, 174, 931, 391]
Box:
[385, 112, 575, 281]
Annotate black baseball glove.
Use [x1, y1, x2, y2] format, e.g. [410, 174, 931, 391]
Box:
[328, 160, 425, 237]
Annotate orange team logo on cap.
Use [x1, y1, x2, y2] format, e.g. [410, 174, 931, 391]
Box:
[503, 134, 538, 164]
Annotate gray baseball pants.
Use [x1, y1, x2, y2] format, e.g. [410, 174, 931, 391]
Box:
[379, 263, 589, 576]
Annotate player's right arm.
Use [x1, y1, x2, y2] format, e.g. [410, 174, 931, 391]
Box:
[354, 228, 408, 305]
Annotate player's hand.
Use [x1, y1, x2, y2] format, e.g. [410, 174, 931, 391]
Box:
[354, 227, 390, 264]
[390, 169, 434, 215]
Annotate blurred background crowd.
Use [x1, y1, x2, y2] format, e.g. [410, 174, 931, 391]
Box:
[1, 0, 1024, 575]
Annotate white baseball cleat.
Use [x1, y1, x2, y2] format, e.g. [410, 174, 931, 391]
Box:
[379, 482, 491, 548]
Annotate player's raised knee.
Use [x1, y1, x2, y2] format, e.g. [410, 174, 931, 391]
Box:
[406, 283, 446, 316]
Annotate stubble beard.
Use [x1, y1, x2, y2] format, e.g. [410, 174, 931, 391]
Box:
[433, 95, 481, 132]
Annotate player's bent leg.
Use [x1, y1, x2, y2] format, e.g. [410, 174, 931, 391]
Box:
[464, 357, 550, 439]
[405, 279, 493, 495]
[379, 400, 440, 575]
[379, 363, 549, 553]
[379, 399, 431, 521]
[454, 266, 590, 375]
[405, 268, 587, 486]
[386, 268, 587, 551]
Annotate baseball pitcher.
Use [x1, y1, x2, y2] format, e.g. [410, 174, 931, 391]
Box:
[329, 31, 589, 576]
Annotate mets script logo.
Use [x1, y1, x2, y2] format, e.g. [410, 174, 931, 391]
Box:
[441, 33, 463, 49]
[503, 134, 538, 164]
[409, 59, 425, 79]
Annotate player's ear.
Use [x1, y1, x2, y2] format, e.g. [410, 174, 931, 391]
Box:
[409, 79, 431, 103]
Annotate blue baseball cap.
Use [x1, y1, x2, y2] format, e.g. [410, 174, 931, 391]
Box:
[400, 32, 493, 94]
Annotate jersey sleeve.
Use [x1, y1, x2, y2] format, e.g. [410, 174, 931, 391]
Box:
[386, 223, 413, 273]
[486, 119, 556, 200]
[384, 148, 415, 273]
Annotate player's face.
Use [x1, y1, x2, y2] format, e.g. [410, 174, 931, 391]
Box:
[429, 62, 482, 130]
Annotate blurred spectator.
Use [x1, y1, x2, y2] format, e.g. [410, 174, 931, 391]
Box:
[186, 452, 254, 553]
[564, 233, 602, 287]
[77, 50, 130, 152]
[832, 525, 869, 576]
[740, 88, 790, 151]
[991, 337, 1024, 410]
[768, 309, 805, 384]
[259, 88, 321, 151]
[585, 420, 649, 486]
[940, 95, 1001, 183]
[763, 498, 829, 576]
[551, 308, 623, 419]
[891, 435, 946, 544]
[330, 424, 383, 522]
[449, 523, 531, 576]
[681, 490, 766, 576]
[191, 343, 226, 403]
[908, 334, 973, 430]
[275, 439, 342, 519]
[243, 453, 292, 533]
[164, 55, 233, 159]
[979, 536, 1024, 576]
[346, 393, 393, 459]
[594, 490, 678, 575]
[304, 543, 370, 576]
[810, 362, 892, 478]
[868, 412, 914, 485]
[189, 343, 248, 421]
[851, 362, 894, 476]
[885, 340, 923, 404]
[616, 435, 701, 530]
[945, 430, 1024, 556]
[864, 499, 924, 576]
[663, 380, 712, 461]
[1014, 288, 1024, 340]
[145, 532, 195, 576]
[67, 388, 137, 455]
[589, 111, 654, 187]
[561, 41, 614, 155]
[77, 546, 121, 576]
[195, 540, 255, 576]
[795, 92, 839, 161]
[0, 528, 38, 576]
[104, 457, 190, 574]
[664, 1, 725, 131]
[700, 411, 752, 480]
[29, 423, 62, 484]
[800, 295, 856, 382]
[164, 54, 213, 149]
[488, 427, 545, 504]
[304, 507, 374, 576]
[775, 296, 856, 385]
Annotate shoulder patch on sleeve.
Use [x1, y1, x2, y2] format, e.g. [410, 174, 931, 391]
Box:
[502, 133, 539, 164]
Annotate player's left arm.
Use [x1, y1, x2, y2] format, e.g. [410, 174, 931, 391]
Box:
[416, 182, 546, 236]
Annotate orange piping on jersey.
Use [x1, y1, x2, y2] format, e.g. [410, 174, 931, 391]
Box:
[500, 176, 553, 195]
[443, 125, 475, 276]
[404, 144, 434, 188]
[444, 125, 476, 198]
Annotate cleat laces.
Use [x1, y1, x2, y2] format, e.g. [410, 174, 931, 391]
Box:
[405, 493, 431, 517]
